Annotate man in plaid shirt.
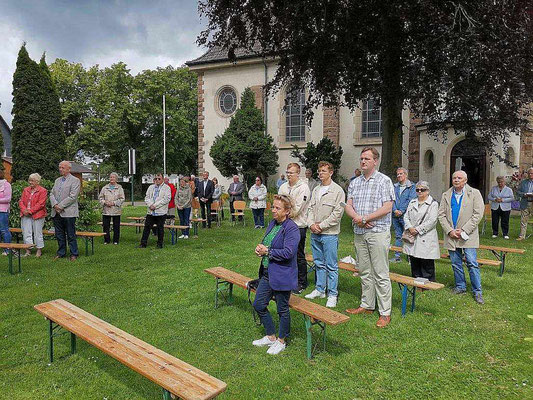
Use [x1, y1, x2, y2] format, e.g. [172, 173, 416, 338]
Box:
[344, 147, 395, 328]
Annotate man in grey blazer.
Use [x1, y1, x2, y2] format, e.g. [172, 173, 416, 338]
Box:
[50, 161, 81, 260]
[228, 175, 244, 221]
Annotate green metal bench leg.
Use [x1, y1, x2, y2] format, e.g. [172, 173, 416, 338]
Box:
[303, 315, 326, 359]
[214, 278, 234, 309]
[91, 237, 94, 255]
[70, 332, 77, 354]
[49, 319, 54, 363]
[8, 250, 13, 275]
[400, 284, 408, 316]
[411, 288, 416, 313]
[18, 249, 22, 273]
[162, 388, 172, 400]
[499, 251, 505, 276]
[85, 237, 89, 256]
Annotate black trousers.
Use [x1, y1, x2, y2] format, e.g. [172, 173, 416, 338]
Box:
[409, 256, 435, 281]
[141, 214, 165, 247]
[102, 215, 120, 244]
[200, 200, 211, 227]
[297, 228, 308, 289]
[491, 208, 510, 236]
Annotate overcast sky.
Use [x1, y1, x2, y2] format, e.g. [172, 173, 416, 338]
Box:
[0, 0, 206, 125]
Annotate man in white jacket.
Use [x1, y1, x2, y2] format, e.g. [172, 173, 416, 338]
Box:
[139, 173, 171, 248]
[278, 163, 311, 294]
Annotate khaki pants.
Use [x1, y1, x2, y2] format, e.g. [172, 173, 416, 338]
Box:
[519, 203, 533, 238]
[354, 230, 392, 316]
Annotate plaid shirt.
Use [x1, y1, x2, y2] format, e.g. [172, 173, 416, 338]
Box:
[347, 170, 395, 234]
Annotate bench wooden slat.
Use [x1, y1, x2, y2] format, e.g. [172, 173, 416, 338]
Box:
[204, 267, 349, 326]
[0, 243, 34, 249]
[35, 299, 226, 400]
[438, 239, 525, 254]
[390, 245, 502, 266]
[9, 228, 105, 238]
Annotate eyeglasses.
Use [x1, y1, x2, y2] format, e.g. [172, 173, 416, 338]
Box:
[415, 188, 428, 192]
[285, 171, 297, 175]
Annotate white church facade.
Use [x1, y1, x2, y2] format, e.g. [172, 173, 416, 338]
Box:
[187, 48, 532, 199]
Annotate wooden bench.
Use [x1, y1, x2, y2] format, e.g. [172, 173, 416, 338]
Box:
[1, 242, 34, 274]
[204, 267, 349, 359]
[306, 254, 444, 316]
[99, 222, 190, 244]
[34, 299, 227, 400]
[9, 228, 104, 257]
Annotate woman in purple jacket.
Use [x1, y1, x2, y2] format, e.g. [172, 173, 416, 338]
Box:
[252, 194, 299, 355]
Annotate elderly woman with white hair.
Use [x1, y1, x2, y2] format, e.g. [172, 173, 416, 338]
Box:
[98, 172, 125, 244]
[19, 173, 48, 257]
[402, 180, 440, 281]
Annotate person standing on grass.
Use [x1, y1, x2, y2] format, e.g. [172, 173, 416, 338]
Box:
[176, 177, 192, 239]
[438, 170, 485, 304]
[487, 176, 514, 239]
[228, 175, 244, 222]
[516, 167, 533, 240]
[50, 161, 81, 261]
[197, 171, 214, 228]
[344, 147, 395, 328]
[0, 169, 12, 256]
[391, 167, 416, 262]
[252, 194, 299, 355]
[278, 162, 311, 294]
[19, 173, 47, 257]
[249, 176, 268, 228]
[98, 172, 125, 245]
[139, 173, 171, 249]
[305, 168, 319, 196]
[164, 176, 177, 221]
[305, 161, 345, 308]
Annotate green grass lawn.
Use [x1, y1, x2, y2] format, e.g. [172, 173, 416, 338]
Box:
[1, 206, 532, 399]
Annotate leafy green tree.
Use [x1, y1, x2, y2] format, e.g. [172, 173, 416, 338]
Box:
[291, 137, 343, 181]
[210, 87, 278, 186]
[199, 1, 533, 176]
[11, 46, 66, 181]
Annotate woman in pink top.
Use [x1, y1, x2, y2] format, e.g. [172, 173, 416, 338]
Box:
[0, 170, 12, 255]
[19, 173, 48, 257]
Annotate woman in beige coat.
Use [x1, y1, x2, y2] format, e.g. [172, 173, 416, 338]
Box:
[99, 172, 125, 244]
[402, 181, 440, 281]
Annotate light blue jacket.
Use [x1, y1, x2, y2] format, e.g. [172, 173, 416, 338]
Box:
[392, 180, 416, 215]
[517, 179, 533, 210]
[487, 185, 514, 211]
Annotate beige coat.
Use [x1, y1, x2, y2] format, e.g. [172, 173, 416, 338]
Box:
[402, 196, 440, 259]
[99, 184, 125, 216]
[307, 181, 345, 235]
[145, 183, 172, 216]
[438, 184, 484, 250]
[278, 179, 310, 228]
[50, 174, 81, 218]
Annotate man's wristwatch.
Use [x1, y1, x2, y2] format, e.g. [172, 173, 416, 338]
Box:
[361, 216, 366, 225]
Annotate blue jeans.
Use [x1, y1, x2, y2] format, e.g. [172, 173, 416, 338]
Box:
[0, 212, 11, 247]
[392, 216, 404, 259]
[177, 207, 190, 236]
[253, 277, 291, 339]
[53, 216, 78, 257]
[252, 208, 264, 227]
[311, 233, 339, 297]
[449, 248, 482, 295]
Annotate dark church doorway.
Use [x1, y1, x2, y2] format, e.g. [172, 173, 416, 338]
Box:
[450, 138, 488, 198]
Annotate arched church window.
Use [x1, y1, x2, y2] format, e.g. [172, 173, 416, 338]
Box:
[218, 87, 237, 115]
[285, 87, 306, 142]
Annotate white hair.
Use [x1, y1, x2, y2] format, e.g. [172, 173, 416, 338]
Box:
[29, 173, 41, 184]
[453, 170, 468, 179]
[416, 180, 430, 190]
[396, 167, 408, 175]
[109, 172, 119, 179]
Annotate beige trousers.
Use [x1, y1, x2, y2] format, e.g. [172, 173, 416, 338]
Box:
[519, 203, 533, 238]
[354, 230, 392, 316]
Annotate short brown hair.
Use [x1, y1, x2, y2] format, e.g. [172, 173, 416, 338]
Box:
[286, 162, 301, 172]
[361, 147, 380, 160]
[318, 161, 334, 171]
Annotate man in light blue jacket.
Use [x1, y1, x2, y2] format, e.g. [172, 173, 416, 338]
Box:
[487, 176, 514, 239]
[391, 167, 416, 262]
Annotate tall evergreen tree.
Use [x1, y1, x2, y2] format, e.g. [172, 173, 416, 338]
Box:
[11, 46, 66, 181]
[210, 87, 278, 186]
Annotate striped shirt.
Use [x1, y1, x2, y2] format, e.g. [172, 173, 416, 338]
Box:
[347, 170, 395, 234]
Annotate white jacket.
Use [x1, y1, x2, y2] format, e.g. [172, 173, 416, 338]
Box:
[402, 196, 440, 260]
[278, 179, 311, 228]
[145, 183, 172, 216]
[248, 184, 267, 209]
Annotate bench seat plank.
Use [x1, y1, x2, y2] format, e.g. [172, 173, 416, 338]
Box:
[0, 243, 34, 249]
[437, 240, 525, 254]
[35, 299, 226, 400]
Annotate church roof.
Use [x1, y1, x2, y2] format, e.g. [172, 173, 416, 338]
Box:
[186, 44, 264, 66]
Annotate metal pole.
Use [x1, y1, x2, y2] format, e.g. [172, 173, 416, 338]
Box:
[163, 94, 166, 175]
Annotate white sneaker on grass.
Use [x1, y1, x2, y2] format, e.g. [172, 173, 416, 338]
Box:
[183, 235, 189, 239]
[305, 289, 325, 299]
[504, 236, 509, 239]
[252, 336, 276, 347]
[326, 296, 337, 308]
[492, 235, 497, 238]
[266, 340, 286, 355]
[178, 235, 185, 239]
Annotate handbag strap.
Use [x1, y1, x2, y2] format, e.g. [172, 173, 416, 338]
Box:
[416, 200, 435, 226]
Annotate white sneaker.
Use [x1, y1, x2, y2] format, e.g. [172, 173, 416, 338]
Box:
[326, 296, 338, 308]
[305, 289, 325, 299]
[492, 235, 497, 238]
[266, 340, 286, 355]
[178, 235, 185, 239]
[183, 235, 189, 239]
[252, 336, 276, 347]
[504, 236, 509, 240]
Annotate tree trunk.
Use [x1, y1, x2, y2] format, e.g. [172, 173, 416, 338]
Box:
[380, 98, 403, 178]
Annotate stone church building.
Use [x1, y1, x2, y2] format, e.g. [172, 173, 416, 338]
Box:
[187, 48, 532, 198]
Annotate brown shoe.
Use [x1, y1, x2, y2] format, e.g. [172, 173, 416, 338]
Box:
[69, 255, 78, 261]
[516, 237, 524, 241]
[53, 255, 62, 261]
[376, 315, 391, 328]
[345, 307, 374, 315]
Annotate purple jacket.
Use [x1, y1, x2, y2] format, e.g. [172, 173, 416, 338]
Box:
[263, 218, 299, 291]
[0, 180, 12, 213]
